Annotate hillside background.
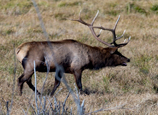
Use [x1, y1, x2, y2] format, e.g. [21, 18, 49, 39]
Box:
[0, 0, 158, 114]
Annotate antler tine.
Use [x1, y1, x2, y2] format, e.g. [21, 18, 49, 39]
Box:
[71, 10, 90, 26]
[114, 15, 120, 30]
[111, 15, 130, 47]
[111, 15, 120, 46]
[91, 10, 99, 25]
[97, 29, 102, 37]
[111, 30, 126, 44]
[127, 36, 131, 44]
[117, 36, 131, 47]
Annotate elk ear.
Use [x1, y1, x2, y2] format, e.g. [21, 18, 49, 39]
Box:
[109, 47, 118, 54]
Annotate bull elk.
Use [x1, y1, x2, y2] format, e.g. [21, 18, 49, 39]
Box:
[16, 11, 130, 96]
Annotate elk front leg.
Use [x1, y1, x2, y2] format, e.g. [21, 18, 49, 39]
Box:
[73, 70, 83, 92]
[50, 69, 63, 96]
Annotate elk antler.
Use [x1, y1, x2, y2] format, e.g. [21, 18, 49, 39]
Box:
[72, 10, 131, 47]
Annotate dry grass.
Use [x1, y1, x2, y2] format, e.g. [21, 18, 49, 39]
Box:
[0, 0, 158, 114]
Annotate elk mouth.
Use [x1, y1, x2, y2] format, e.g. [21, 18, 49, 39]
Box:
[121, 59, 130, 66]
[121, 63, 127, 66]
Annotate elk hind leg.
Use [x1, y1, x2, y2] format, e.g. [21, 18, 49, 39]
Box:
[17, 73, 24, 96]
[18, 72, 33, 96]
[26, 78, 41, 95]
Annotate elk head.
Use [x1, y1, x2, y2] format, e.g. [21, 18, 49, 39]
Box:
[72, 10, 131, 68]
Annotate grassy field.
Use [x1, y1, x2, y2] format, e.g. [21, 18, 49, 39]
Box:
[0, 0, 158, 114]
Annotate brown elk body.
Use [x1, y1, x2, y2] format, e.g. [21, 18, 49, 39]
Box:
[16, 11, 131, 96]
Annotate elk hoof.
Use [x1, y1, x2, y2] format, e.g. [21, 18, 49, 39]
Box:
[79, 90, 84, 94]
[37, 91, 41, 96]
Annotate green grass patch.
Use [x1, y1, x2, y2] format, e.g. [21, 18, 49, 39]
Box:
[77, 34, 90, 43]
[150, 4, 158, 14]
[38, 1, 49, 7]
[134, 6, 147, 14]
[27, 28, 43, 34]
[150, 4, 158, 11]
[109, 3, 117, 8]
[155, 55, 158, 61]
[133, 54, 152, 75]
[140, 66, 149, 75]
[0, 28, 15, 35]
[126, 3, 147, 15]
[49, 32, 62, 40]
[122, 85, 132, 93]
[8, 65, 15, 75]
[14, 39, 27, 47]
[58, 1, 81, 7]
[0, 0, 32, 15]
[16, 0, 32, 9]
[5, 29, 15, 35]
[106, 10, 120, 16]
[103, 76, 110, 93]
[76, 8, 97, 20]
[102, 2, 122, 16]
[54, 12, 65, 20]
[54, 12, 73, 20]
[0, 1, 15, 9]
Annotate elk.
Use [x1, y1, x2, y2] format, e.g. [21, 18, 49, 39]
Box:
[16, 11, 130, 96]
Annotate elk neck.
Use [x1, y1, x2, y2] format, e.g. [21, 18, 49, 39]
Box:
[87, 46, 112, 70]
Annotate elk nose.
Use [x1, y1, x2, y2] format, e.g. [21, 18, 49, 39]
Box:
[127, 59, 130, 62]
